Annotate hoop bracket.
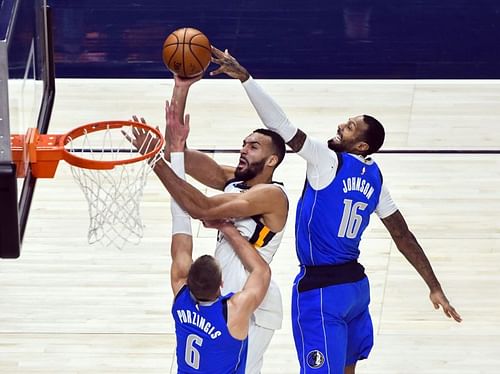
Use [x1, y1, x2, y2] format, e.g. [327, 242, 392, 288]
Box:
[11, 128, 64, 178]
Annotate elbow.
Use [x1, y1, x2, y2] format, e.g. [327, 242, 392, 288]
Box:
[261, 265, 272, 287]
[189, 210, 203, 220]
[182, 201, 212, 220]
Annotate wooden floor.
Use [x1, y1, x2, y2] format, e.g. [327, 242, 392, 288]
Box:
[1, 79, 500, 373]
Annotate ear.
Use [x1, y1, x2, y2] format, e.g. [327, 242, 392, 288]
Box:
[355, 141, 369, 154]
[266, 154, 279, 168]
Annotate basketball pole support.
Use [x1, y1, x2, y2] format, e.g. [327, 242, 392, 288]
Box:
[17, 4, 56, 248]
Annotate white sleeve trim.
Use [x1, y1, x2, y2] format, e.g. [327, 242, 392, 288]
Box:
[298, 137, 339, 190]
[170, 152, 192, 236]
[242, 77, 297, 142]
[375, 183, 398, 219]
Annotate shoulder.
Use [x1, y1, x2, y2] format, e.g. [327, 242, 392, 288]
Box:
[227, 291, 254, 318]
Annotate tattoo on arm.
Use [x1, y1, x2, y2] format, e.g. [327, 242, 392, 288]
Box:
[382, 211, 442, 291]
[287, 129, 307, 152]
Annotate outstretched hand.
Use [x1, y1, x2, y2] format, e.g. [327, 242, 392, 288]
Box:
[430, 289, 462, 323]
[123, 115, 162, 155]
[165, 100, 190, 153]
[210, 46, 250, 82]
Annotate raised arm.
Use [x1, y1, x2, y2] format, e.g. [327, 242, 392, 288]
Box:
[169, 152, 194, 297]
[210, 46, 337, 182]
[381, 210, 462, 322]
[167, 74, 235, 190]
[211, 47, 299, 147]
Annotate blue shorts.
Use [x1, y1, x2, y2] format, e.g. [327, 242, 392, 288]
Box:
[291, 271, 373, 373]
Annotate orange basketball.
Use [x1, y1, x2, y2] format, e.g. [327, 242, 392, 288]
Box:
[162, 27, 211, 78]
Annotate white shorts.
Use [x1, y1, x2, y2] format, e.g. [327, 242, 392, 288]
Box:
[246, 320, 275, 374]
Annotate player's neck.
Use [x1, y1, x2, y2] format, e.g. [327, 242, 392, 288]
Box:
[243, 172, 273, 187]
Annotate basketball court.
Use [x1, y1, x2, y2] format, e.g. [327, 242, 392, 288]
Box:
[1, 1, 499, 373]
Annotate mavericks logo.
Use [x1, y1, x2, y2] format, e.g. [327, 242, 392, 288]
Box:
[306, 350, 325, 369]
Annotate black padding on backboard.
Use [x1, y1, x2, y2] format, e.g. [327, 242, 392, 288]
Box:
[0, 162, 20, 259]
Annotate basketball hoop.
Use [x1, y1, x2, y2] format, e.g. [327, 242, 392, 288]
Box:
[11, 121, 165, 249]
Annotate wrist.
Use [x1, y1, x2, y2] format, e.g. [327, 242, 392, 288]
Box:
[170, 142, 185, 153]
[239, 70, 250, 83]
[220, 223, 237, 236]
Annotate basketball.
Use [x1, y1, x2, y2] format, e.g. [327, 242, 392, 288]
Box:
[162, 27, 211, 78]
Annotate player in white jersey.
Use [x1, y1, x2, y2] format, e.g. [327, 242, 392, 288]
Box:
[130, 77, 288, 373]
[215, 179, 287, 369]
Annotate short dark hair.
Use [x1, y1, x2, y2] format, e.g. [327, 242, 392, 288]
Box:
[187, 255, 222, 301]
[253, 128, 286, 167]
[361, 115, 385, 155]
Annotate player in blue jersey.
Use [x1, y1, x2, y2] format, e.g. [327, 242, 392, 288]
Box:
[210, 46, 462, 374]
[168, 134, 271, 373]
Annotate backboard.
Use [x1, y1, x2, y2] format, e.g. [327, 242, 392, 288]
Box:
[0, 0, 55, 258]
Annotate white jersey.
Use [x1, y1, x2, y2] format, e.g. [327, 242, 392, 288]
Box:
[215, 180, 287, 330]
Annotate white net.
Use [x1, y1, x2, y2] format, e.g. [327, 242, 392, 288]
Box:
[66, 124, 163, 249]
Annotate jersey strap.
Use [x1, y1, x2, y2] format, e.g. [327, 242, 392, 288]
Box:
[248, 216, 276, 248]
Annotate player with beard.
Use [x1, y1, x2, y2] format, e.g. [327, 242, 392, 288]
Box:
[210, 46, 462, 374]
[130, 76, 288, 374]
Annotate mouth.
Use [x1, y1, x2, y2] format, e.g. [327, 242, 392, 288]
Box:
[331, 129, 342, 143]
[237, 157, 248, 168]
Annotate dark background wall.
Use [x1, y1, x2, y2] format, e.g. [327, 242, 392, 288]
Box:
[48, 0, 500, 79]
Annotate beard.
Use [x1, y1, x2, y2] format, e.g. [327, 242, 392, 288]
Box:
[327, 138, 345, 152]
[234, 158, 266, 181]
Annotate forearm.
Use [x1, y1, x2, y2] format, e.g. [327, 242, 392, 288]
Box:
[242, 77, 298, 142]
[162, 148, 230, 191]
[170, 153, 192, 235]
[171, 84, 190, 123]
[153, 158, 211, 219]
[184, 149, 230, 190]
[383, 210, 442, 292]
[394, 232, 442, 292]
[220, 224, 269, 275]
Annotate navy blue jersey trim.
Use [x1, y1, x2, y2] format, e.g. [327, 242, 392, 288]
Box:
[222, 297, 228, 322]
[336, 152, 344, 175]
[174, 284, 188, 302]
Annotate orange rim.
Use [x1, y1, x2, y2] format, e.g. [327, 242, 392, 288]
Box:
[61, 121, 164, 170]
[11, 121, 164, 178]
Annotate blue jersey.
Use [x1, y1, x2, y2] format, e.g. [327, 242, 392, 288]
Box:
[295, 152, 382, 266]
[172, 285, 248, 373]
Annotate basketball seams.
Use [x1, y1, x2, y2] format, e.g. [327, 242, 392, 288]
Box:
[188, 33, 210, 71]
[163, 42, 210, 51]
[182, 28, 187, 78]
[162, 27, 211, 77]
[165, 45, 179, 68]
[188, 44, 204, 70]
